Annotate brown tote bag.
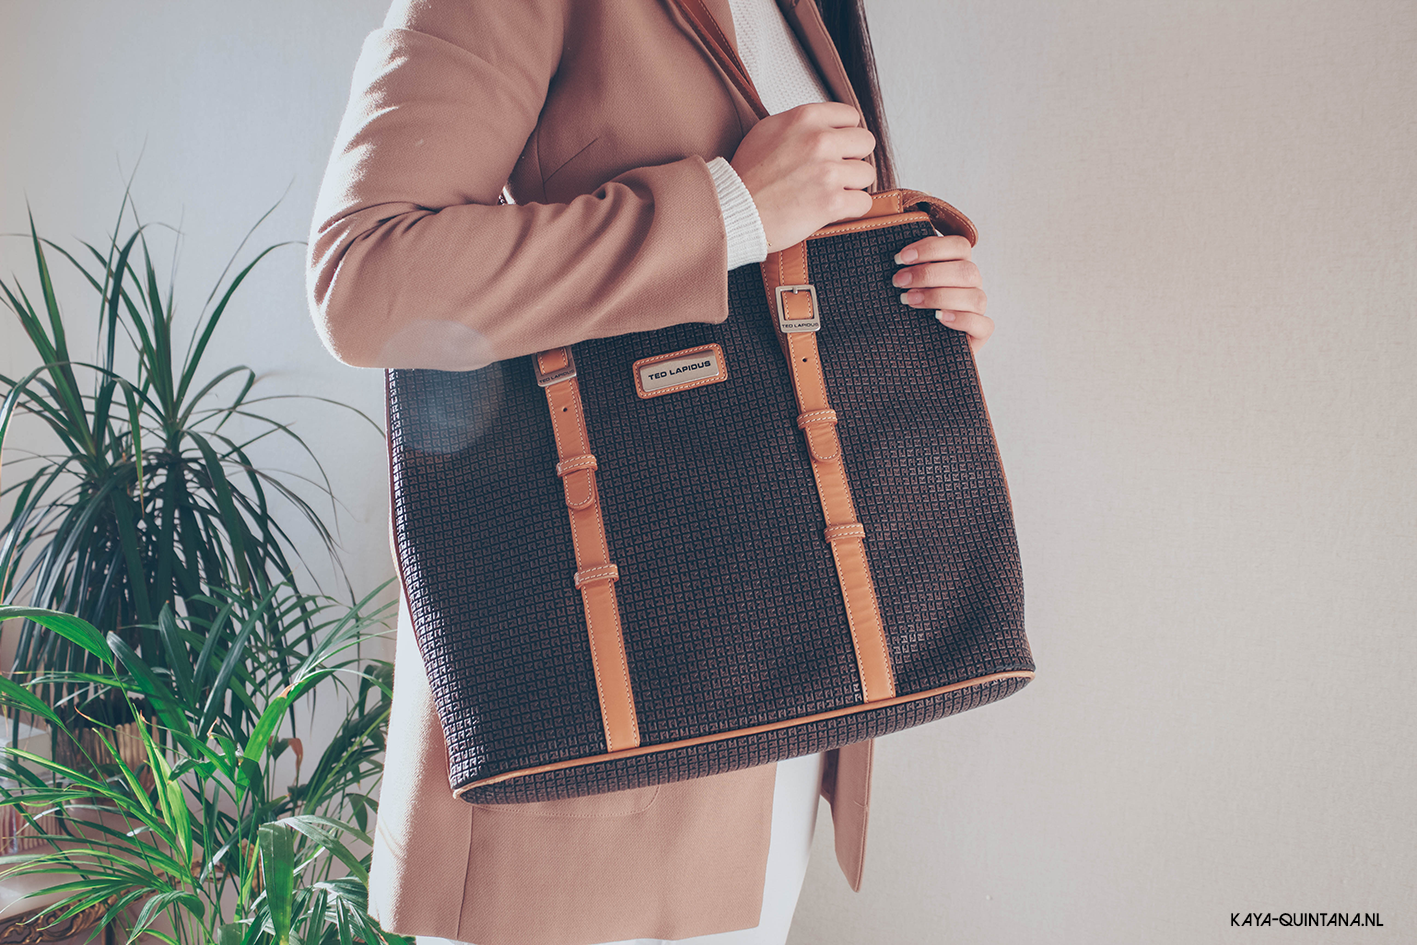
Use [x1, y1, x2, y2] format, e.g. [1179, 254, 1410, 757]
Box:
[385, 1, 1034, 804]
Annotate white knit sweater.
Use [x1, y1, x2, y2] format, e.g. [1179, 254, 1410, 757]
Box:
[708, 0, 832, 270]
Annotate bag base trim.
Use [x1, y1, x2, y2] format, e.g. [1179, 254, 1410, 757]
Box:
[453, 669, 1034, 798]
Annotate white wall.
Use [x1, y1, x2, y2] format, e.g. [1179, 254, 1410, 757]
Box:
[0, 0, 395, 610]
[790, 2, 1417, 943]
[2, 2, 1414, 943]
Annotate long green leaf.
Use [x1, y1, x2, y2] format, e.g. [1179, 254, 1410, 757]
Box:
[258, 822, 296, 945]
[277, 814, 369, 885]
[144, 723, 193, 867]
[0, 605, 113, 665]
[241, 692, 289, 771]
[0, 677, 59, 723]
[187, 432, 253, 591]
[104, 634, 189, 738]
[132, 889, 205, 939]
[119, 379, 144, 501]
[197, 586, 275, 738]
[0, 366, 51, 503]
[177, 242, 295, 408]
[156, 603, 196, 707]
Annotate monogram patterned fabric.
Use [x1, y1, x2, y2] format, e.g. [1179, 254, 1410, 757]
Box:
[387, 215, 1033, 802]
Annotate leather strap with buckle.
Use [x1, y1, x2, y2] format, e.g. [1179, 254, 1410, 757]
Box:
[761, 244, 898, 703]
[534, 348, 641, 751]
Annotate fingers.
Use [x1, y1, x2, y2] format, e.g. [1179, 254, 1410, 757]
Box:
[832, 157, 876, 192]
[892, 274, 995, 351]
[933, 310, 995, 352]
[894, 234, 990, 350]
[891, 259, 980, 289]
[893, 234, 972, 265]
[733, 102, 878, 248]
[899, 286, 987, 315]
[792, 101, 871, 129]
[830, 188, 876, 222]
[836, 127, 878, 160]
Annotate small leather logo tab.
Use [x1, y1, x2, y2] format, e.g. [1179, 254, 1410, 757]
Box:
[633, 344, 728, 398]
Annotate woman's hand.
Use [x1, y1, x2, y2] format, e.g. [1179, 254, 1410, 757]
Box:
[731, 103, 876, 251]
[893, 235, 992, 353]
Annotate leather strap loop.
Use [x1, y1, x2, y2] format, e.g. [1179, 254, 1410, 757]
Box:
[824, 523, 866, 543]
[760, 248, 897, 703]
[562, 471, 597, 511]
[797, 410, 841, 459]
[574, 564, 621, 589]
[796, 409, 838, 429]
[556, 453, 599, 476]
[536, 349, 641, 751]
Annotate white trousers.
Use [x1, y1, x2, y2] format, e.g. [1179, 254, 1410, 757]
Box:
[418, 751, 824, 945]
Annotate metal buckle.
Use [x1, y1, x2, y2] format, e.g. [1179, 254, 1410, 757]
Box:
[775, 284, 820, 334]
[533, 348, 578, 387]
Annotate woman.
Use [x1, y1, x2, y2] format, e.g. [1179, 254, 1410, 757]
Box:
[308, 1, 991, 943]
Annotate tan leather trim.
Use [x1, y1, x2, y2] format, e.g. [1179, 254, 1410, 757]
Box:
[632, 343, 728, 398]
[806, 189, 976, 244]
[537, 349, 641, 752]
[761, 243, 897, 703]
[897, 190, 978, 244]
[810, 210, 930, 240]
[779, 286, 816, 322]
[860, 190, 905, 218]
[804, 190, 977, 244]
[454, 670, 1034, 794]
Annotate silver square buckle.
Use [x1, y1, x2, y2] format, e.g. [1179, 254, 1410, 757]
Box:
[775, 284, 820, 334]
[533, 348, 578, 387]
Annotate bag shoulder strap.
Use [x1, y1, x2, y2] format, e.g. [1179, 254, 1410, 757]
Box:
[670, 0, 770, 120]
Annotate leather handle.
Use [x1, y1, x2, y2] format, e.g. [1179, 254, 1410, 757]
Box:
[670, 0, 770, 120]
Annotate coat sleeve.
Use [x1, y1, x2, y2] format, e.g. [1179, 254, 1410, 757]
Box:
[307, 0, 732, 370]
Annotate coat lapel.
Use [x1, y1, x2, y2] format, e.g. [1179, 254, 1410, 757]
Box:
[671, 0, 863, 120]
[700, 0, 738, 50]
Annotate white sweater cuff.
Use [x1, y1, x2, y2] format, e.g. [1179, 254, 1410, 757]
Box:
[707, 156, 769, 270]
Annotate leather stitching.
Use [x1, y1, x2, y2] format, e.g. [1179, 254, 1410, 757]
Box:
[806, 426, 841, 462]
[763, 247, 893, 704]
[796, 409, 837, 428]
[849, 541, 894, 697]
[556, 453, 598, 476]
[808, 211, 931, 240]
[541, 360, 640, 752]
[824, 523, 866, 542]
[830, 540, 871, 701]
[607, 583, 641, 744]
[580, 586, 615, 750]
[574, 564, 620, 587]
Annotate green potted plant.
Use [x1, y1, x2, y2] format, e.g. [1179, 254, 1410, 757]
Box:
[0, 587, 408, 944]
[0, 191, 373, 748]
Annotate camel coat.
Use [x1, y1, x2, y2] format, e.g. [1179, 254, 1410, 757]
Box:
[308, 1, 881, 941]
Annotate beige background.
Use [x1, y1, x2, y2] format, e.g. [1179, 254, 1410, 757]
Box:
[2, 1, 1414, 943]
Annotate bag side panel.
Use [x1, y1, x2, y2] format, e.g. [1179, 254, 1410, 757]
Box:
[806, 223, 1033, 695]
[388, 364, 608, 787]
